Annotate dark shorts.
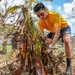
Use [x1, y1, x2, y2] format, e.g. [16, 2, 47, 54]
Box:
[11, 37, 18, 49]
[47, 25, 71, 42]
[12, 44, 17, 49]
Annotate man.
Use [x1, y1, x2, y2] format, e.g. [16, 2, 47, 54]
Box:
[11, 35, 18, 53]
[11, 32, 19, 60]
[33, 3, 72, 75]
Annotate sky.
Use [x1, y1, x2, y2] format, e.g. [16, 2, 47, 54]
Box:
[37, 0, 75, 36]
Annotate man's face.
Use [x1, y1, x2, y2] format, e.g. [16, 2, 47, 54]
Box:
[35, 9, 48, 20]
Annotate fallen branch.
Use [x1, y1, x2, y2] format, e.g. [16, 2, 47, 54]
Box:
[0, 58, 19, 69]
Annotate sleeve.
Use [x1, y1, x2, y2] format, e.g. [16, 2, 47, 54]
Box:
[38, 21, 44, 32]
[54, 12, 61, 28]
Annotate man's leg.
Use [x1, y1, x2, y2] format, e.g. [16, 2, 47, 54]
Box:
[46, 32, 54, 44]
[63, 34, 72, 75]
[46, 38, 52, 44]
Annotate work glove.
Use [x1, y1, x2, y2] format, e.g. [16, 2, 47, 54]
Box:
[46, 44, 55, 53]
[49, 44, 55, 49]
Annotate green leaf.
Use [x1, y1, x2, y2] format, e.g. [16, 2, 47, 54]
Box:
[33, 0, 38, 3]
[6, 6, 21, 13]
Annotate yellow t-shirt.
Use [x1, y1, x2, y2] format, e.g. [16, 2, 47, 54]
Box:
[38, 11, 68, 33]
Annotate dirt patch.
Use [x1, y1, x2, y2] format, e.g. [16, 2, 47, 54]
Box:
[59, 52, 75, 75]
[0, 52, 75, 75]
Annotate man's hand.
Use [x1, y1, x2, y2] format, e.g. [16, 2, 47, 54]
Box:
[49, 44, 55, 49]
[45, 44, 55, 53]
[51, 26, 60, 46]
[40, 34, 46, 40]
[46, 49, 51, 53]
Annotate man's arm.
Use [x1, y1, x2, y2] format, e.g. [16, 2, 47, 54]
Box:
[40, 31, 45, 39]
[51, 26, 60, 46]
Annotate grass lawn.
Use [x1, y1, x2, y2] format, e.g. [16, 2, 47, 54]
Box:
[0, 44, 19, 60]
[0, 44, 12, 53]
[0, 44, 12, 60]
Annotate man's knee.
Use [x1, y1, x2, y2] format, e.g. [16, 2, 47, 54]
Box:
[46, 38, 52, 44]
[63, 34, 71, 45]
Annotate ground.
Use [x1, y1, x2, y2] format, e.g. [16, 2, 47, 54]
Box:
[0, 50, 75, 75]
[59, 52, 75, 75]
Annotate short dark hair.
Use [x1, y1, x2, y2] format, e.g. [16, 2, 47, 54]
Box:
[33, 3, 46, 13]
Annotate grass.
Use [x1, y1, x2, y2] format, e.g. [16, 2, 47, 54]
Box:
[0, 44, 12, 60]
[0, 44, 12, 53]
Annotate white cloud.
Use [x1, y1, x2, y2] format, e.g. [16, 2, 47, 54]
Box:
[44, 2, 53, 10]
[62, 0, 75, 34]
[7, 0, 25, 7]
[63, 3, 74, 14]
[0, 0, 25, 9]
[57, 6, 62, 11]
[73, 0, 75, 2]
[46, 4, 53, 10]
[12, 0, 25, 6]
